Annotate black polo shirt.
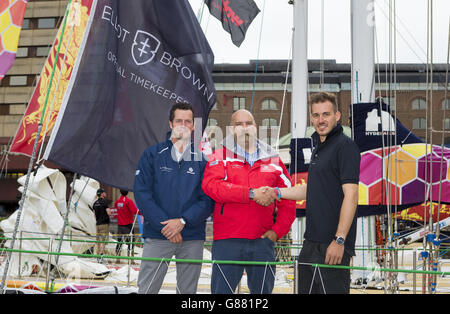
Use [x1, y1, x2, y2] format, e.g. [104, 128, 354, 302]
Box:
[92, 197, 110, 225]
[304, 124, 361, 254]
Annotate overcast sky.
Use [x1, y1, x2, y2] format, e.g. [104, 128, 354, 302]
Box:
[188, 0, 450, 65]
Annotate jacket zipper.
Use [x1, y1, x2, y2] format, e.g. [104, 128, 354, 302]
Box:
[220, 203, 225, 215]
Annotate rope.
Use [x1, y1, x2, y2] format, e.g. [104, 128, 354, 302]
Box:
[308, 265, 326, 294]
[143, 258, 166, 294]
[250, 0, 266, 113]
[275, 31, 293, 151]
[1, 4, 67, 174]
[213, 261, 235, 293]
[48, 172, 77, 292]
[2, 247, 450, 277]
[0, 0, 73, 294]
[36, 4, 78, 164]
[436, 19, 450, 238]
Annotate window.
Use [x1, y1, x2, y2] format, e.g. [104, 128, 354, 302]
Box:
[261, 118, 278, 127]
[22, 19, 31, 29]
[442, 98, 450, 110]
[37, 18, 56, 29]
[9, 76, 28, 86]
[445, 118, 450, 130]
[233, 97, 245, 111]
[16, 47, 28, 58]
[412, 98, 427, 110]
[261, 98, 278, 110]
[207, 118, 218, 127]
[382, 96, 396, 111]
[412, 118, 426, 129]
[36, 46, 51, 57]
[261, 118, 278, 145]
[445, 137, 450, 146]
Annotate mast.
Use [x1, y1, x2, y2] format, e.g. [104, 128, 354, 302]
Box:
[290, 0, 309, 257]
[291, 0, 308, 139]
[351, 0, 375, 104]
[350, 0, 377, 283]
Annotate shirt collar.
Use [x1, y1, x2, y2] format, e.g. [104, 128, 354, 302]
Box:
[235, 141, 260, 165]
[312, 124, 343, 146]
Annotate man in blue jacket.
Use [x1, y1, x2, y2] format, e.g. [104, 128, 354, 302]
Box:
[134, 102, 213, 294]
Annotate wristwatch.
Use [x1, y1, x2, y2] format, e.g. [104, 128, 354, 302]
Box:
[249, 188, 255, 200]
[180, 218, 186, 225]
[275, 187, 282, 200]
[334, 236, 345, 245]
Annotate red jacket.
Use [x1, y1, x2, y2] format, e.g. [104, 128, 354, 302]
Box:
[202, 138, 296, 241]
[114, 195, 139, 226]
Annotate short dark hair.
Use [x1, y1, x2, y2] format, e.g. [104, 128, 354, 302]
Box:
[309, 92, 338, 112]
[169, 102, 195, 122]
[120, 190, 128, 196]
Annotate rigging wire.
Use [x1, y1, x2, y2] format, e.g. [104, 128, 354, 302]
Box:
[275, 31, 293, 152]
[0, 0, 74, 294]
[436, 18, 450, 249]
[37, 5, 78, 165]
[0, 2, 67, 178]
[250, 0, 266, 113]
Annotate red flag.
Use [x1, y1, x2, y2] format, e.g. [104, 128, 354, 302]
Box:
[0, 0, 28, 80]
[9, 0, 94, 156]
[204, 0, 260, 47]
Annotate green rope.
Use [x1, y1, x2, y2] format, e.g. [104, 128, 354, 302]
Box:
[39, 0, 73, 126]
[0, 0, 73, 295]
[1, 247, 450, 277]
[2, 236, 449, 251]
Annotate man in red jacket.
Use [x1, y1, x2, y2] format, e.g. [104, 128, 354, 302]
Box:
[202, 109, 296, 294]
[114, 190, 139, 261]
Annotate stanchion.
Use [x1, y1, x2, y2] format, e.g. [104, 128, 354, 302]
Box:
[293, 256, 298, 294]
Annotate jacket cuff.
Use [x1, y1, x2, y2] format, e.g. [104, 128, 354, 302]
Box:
[271, 225, 284, 240]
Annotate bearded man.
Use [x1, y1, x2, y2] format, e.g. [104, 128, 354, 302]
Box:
[134, 102, 213, 294]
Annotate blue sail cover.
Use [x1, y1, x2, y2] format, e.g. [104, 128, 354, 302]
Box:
[44, 0, 216, 191]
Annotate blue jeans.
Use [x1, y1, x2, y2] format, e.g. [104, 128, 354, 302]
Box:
[211, 238, 276, 294]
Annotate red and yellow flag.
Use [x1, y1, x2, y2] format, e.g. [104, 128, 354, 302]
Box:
[396, 202, 450, 222]
[9, 0, 94, 156]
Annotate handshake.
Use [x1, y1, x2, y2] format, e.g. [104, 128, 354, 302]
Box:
[252, 186, 280, 206]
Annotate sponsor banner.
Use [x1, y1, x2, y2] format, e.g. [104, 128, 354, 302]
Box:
[353, 101, 449, 214]
[44, 0, 216, 191]
[10, 0, 94, 156]
[358, 144, 450, 206]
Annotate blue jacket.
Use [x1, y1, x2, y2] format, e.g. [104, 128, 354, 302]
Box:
[133, 137, 213, 241]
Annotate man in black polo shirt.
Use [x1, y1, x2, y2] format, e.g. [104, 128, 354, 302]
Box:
[277, 92, 360, 294]
[92, 188, 111, 263]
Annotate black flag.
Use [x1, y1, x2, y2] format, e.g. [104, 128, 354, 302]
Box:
[350, 100, 422, 153]
[204, 0, 260, 47]
[44, 0, 216, 191]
